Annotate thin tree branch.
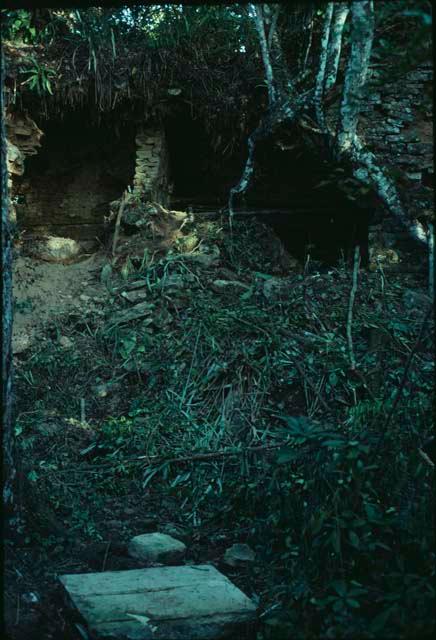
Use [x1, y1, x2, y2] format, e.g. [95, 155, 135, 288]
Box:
[112, 191, 127, 256]
[347, 245, 360, 371]
[302, 8, 314, 71]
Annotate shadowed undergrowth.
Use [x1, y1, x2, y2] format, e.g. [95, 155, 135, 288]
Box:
[11, 214, 434, 639]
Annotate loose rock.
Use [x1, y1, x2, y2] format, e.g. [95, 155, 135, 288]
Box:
[223, 543, 256, 567]
[127, 532, 186, 564]
[31, 236, 81, 264]
[120, 288, 149, 303]
[403, 288, 432, 310]
[263, 276, 298, 301]
[12, 332, 32, 354]
[59, 336, 74, 349]
[211, 279, 251, 294]
[108, 301, 155, 327]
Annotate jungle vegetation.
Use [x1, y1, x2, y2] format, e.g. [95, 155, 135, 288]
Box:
[1, 3, 434, 639]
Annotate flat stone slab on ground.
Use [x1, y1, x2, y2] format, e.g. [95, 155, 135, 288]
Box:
[60, 564, 257, 639]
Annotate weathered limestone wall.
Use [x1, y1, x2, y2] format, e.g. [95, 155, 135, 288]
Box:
[6, 111, 43, 224]
[16, 165, 125, 241]
[6, 111, 43, 158]
[133, 126, 172, 206]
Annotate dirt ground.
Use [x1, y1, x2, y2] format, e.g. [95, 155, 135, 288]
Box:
[12, 253, 107, 355]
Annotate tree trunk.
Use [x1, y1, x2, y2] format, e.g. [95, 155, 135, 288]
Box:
[252, 4, 276, 106]
[324, 3, 350, 92]
[314, 3, 334, 131]
[336, 0, 374, 152]
[1, 45, 16, 514]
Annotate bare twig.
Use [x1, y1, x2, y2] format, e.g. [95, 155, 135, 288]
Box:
[418, 448, 434, 468]
[101, 541, 111, 572]
[112, 191, 127, 256]
[80, 398, 86, 424]
[294, 361, 330, 413]
[347, 245, 360, 371]
[428, 223, 434, 298]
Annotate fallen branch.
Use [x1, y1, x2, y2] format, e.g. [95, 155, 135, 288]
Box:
[428, 223, 434, 298]
[418, 448, 435, 468]
[143, 442, 284, 467]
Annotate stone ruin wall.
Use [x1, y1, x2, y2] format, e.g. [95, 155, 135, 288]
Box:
[133, 126, 172, 206]
[5, 61, 433, 255]
[5, 111, 43, 226]
[359, 62, 433, 259]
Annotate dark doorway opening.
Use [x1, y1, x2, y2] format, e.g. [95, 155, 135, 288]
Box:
[165, 104, 243, 205]
[240, 139, 374, 266]
[166, 109, 373, 266]
[15, 113, 136, 242]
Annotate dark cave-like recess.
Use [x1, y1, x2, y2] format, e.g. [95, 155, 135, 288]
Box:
[247, 139, 373, 266]
[15, 113, 136, 241]
[166, 110, 373, 266]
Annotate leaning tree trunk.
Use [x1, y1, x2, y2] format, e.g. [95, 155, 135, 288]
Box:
[314, 2, 334, 131]
[335, 0, 427, 244]
[1, 44, 16, 514]
[324, 3, 350, 92]
[336, 0, 374, 152]
[252, 4, 277, 106]
[228, 4, 305, 216]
